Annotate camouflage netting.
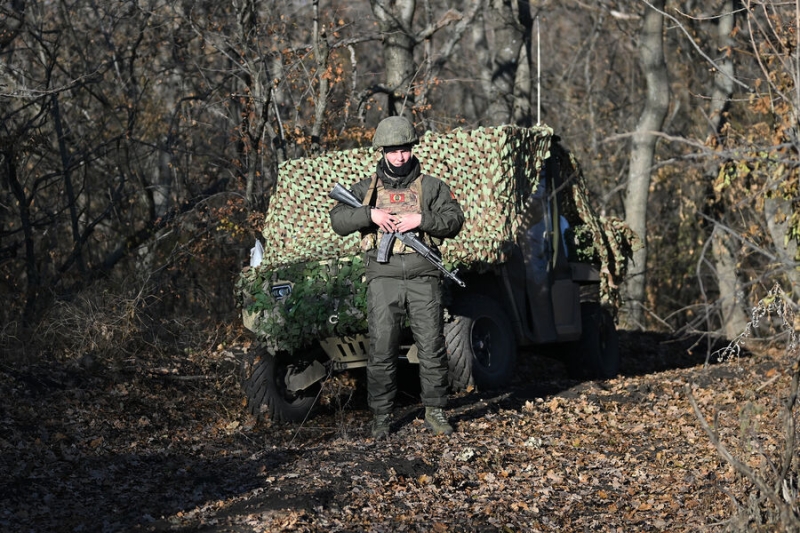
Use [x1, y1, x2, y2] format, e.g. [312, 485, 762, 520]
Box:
[260, 125, 554, 269]
[562, 150, 642, 312]
[235, 125, 640, 351]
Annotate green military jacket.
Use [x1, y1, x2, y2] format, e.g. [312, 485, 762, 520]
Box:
[330, 157, 465, 281]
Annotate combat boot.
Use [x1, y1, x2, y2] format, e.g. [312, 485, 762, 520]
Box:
[424, 407, 454, 435]
[371, 413, 391, 439]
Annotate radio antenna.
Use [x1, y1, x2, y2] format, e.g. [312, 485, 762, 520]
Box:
[536, 15, 541, 125]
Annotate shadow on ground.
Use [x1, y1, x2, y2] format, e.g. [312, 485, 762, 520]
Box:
[0, 329, 748, 532]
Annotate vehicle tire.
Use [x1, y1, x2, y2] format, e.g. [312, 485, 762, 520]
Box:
[240, 344, 320, 423]
[568, 302, 620, 379]
[444, 294, 517, 390]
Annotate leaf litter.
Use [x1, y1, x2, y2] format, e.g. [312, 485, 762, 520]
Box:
[0, 330, 792, 532]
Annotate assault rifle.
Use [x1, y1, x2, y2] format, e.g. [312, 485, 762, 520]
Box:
[329, 183, 466, 287]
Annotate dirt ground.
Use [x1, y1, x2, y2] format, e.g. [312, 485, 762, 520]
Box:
[1, 329, 795, 532]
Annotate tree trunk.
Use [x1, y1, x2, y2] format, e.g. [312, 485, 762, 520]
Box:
[310, 0, 331, 154]
[370, 0, 417, 116]
[764, 196, 800, 302]
[757, 0, 800, 304]
[234, 0, 280, 208]
[622, 0, 669, 329]
[473, 0, 526, 125]
[51, 94, 86, 274]
[708, 1, 749, 339]
[512, 1, 533, 126]
[3, 150, 41, 326]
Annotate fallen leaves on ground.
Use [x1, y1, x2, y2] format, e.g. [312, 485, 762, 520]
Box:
[0, 331, 793, 532]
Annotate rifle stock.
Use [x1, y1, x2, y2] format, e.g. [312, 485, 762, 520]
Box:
[329, 183, 465, 287]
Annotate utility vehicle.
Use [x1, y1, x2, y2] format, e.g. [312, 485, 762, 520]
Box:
[235, 124, 637, 422]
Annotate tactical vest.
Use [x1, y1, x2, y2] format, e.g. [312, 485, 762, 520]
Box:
[361, 176, 429, 254]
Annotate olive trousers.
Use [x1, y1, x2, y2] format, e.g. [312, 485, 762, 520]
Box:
[366, 275, 449, 415]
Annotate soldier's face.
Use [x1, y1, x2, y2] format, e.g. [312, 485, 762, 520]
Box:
[385, 147, 412, 167]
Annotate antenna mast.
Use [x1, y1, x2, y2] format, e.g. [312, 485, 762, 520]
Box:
[536, 16, 541, 125]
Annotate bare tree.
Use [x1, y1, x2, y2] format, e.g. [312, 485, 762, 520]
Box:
[472, 0, 529, 125]
[415, 0, 481, 131]
[370, 0, 418, 117]
[0, 1, 237, 325]
[705, 0, 750, 340]
[699, 0, 800, 324]
[748, 0, 800, 304]
[12, 0, 797, 341]
[622, 0, 669, 329]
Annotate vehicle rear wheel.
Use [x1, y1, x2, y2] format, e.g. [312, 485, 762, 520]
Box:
[444, 294, 517, 390]
[568, 302, 619, 379]
[240, 344, 321, 423]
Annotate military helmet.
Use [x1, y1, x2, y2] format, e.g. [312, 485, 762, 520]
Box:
[372, 116, 419, 149]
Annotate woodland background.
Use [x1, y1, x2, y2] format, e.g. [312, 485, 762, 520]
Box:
[3, 0, 800, 345]
[3, 1, 800, 531]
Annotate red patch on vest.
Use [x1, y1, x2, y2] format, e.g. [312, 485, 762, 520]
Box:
[390, 193, 405, 203]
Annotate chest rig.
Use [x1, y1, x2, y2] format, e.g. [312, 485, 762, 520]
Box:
[361, 175, 429, 254]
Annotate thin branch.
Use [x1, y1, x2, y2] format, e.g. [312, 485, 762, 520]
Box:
[686, 382, 786, 509]
[696, 211, 779, 263]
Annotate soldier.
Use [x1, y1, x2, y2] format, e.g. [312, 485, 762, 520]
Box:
[330, 116, 465, 438]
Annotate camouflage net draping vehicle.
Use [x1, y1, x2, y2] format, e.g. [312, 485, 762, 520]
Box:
[235, 124, 640, 422]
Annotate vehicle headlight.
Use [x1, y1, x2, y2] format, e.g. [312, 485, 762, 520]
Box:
[270, 283, 293, 301]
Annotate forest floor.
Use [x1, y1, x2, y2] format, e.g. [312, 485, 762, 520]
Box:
[1, 328, 795, 532]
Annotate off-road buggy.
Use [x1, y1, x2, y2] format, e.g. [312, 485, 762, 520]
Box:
[235, 124, 638, 422]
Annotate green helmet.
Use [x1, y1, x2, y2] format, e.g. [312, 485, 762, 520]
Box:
[372, 116, 419, 149]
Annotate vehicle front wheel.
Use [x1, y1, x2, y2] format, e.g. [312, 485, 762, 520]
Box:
[568, 302, 619, 380]
[240, 344, 321, 423]
[444, 294, 517, 390]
